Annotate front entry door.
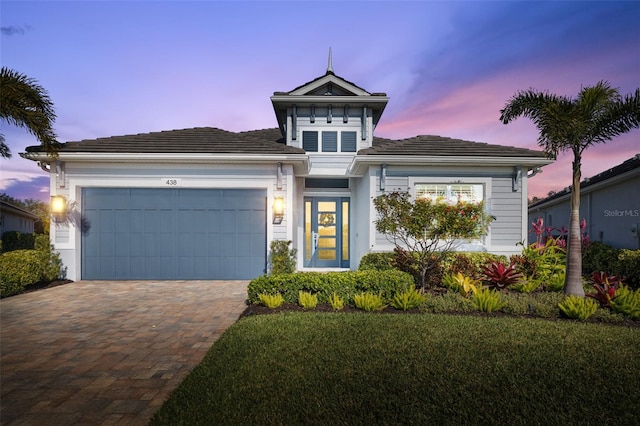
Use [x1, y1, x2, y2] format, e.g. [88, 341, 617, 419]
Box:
[304, 197, 349, 268]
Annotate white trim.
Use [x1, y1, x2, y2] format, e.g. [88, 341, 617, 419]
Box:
[349, 155, 554, 176]
[408, 176, 493, 247]
[66, 177, 276, 280]
[21, 152, 310, 175]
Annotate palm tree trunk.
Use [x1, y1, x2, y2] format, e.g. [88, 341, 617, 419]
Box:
[564, 149, 585, 297]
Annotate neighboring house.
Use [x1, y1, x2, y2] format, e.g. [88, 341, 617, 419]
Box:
[528, 154, 640, 250]
[21, 58, 552, 281]
[0, 200, 39, 235]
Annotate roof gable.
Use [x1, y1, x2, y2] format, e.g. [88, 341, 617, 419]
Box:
[285, 72, 373, 97]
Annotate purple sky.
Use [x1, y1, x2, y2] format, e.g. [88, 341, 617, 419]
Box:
[1, 1, 639, 202]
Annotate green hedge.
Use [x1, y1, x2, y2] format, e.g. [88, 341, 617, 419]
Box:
[1, 231, 36, 253]
[0, 236, 63, 298]
[583, 242, 640, 289]
[247, 270, 415, 304]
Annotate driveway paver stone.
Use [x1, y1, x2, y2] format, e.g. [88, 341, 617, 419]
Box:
[1, 280, 249, 425]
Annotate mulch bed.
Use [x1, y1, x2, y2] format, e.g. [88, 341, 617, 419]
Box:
[20, 279, 74, 294]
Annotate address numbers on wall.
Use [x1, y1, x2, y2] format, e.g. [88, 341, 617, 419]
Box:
[161, 178, 182, 187]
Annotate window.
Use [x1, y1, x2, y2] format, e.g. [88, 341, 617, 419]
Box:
[322, 131, 338, 152]
[302, 130, 358, 153]
[303, 131, 318, 152]
[305, 178, 349, 189]
[415, 183, 484, 203]
[341, 131, 357, 152]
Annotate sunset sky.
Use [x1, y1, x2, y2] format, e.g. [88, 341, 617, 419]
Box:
[1, 1, 639, 202]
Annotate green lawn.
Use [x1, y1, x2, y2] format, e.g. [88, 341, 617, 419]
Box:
[151, 313, 640, 425]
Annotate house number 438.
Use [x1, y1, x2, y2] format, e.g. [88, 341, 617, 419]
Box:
[162, 178, 182, 187]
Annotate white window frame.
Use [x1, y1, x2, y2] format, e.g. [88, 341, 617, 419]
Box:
[409, 177, 492, 246]
[299, 125, 361, 153]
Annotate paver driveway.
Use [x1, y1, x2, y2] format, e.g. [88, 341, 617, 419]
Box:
[1, 280, 249, 425]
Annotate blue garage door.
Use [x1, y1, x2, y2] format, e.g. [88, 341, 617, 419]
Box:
[82, 188, 266, 280]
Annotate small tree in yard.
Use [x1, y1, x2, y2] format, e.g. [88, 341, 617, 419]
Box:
[374, 191, 494, 290]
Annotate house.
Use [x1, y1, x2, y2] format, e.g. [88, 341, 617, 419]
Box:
[0, 200, 39, 235]
[528, 154, 640, 249]
[21, 56, 552, 281]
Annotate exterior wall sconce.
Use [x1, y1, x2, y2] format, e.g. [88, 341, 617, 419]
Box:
[50, 195, 67, 219]
[273, 197, 285, 224]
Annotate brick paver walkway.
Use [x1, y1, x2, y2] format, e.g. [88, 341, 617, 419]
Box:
[1, 280, 249, 425]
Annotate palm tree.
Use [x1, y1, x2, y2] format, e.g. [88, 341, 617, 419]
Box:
[500, 81, 640, 296]
[0, 67, 60, 158]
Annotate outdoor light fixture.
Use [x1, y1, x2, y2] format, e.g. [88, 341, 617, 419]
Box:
[273, 197, 285, 224]
[50, 195, 67, 218]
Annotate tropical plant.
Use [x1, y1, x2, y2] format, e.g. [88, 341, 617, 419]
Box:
[328, 293, 344, 310]
[0, 67, 60, 158]
[586, 271, 622, 308]
[442, 272, 481, 298]
[480, 261, 524, 289]
[501, 81, 640, 296]
[298, 291, 318, 309]
[353, 292, 386, 312]
[258, 293, 284, 309]
[510, 277, 542, 294]
[269, 240, 297, 275]
[610, 285, 640, 320]
[558, 296, 598, 321]
[374, 191, 494, 289]
[471, 288, 506, 313]
[390, 287, 427, 311]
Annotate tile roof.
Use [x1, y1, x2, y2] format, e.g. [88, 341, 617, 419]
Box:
[25, 127, 306, 155]
[25, 127, 548, 159]
[363, 135, 549, 158]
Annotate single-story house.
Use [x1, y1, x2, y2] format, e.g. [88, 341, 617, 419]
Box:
[528, 154, 640, 249]
[21, 58, 552, 281]
[0, 200, 39, 236]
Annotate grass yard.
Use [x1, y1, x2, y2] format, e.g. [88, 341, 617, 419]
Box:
[151, 313, 640, 425]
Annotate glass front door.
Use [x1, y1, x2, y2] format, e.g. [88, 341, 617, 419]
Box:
[304, 197, 349, 268]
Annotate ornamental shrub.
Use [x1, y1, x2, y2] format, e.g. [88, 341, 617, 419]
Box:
[616, 249, 640, 290]
[373, 191, 494, 289]
[0, 237, 62, 298]
[582, 243, 640, 290]
[471, 288, 506, 313]
[353, 292, 386, 311]
[258, 293, 284, 309]
[328, 293, 345, 310]
[298, 291, 318, 309]
[582, 242, 618, 277]
[1, 231, 36, 253]
[269, 240, 297, 275]
[358, 252, 396, 271]
[247, 270, 414, 305]
[390, 287, 426, 311]
[558, 296, 598, 321]
[610, 285, 640, 320]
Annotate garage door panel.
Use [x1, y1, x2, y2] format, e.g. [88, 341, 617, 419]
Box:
[115, 233, 130, 256]
[84, 188, 130, 209]
[82, 188, 266, 279]
[115, 210, 130, 231]
[159, 233, 174, 256]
